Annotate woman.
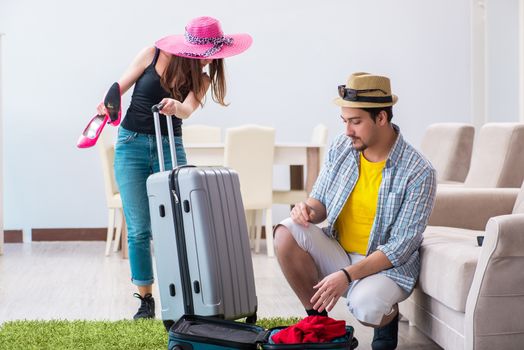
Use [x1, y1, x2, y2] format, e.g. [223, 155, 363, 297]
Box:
[96, 16, 252, 319]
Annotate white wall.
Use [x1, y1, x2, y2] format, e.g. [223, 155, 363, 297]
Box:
[486, 0, 520, 122]
[0, 0, 482, 236]
[521, 0, 524, 121]
[1, 33, 4, 252]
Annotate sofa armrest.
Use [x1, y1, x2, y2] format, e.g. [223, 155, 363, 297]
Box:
[464, 214, 524, 350]
[428, 187, 519, 230]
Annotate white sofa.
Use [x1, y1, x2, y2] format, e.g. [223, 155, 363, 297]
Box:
[420, 123, 474, 183]
[399, 182, 524, 350]
[438, 123, 524, 188]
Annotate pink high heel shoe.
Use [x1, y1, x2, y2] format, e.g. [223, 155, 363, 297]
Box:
[105, 82, 121, 126]
[76, 114, 109, 148]
[76, 82, 121, 148]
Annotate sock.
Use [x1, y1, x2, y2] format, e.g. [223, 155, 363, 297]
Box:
[306, 308, 328, 317]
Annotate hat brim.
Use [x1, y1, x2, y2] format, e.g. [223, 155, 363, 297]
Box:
[333, 95, 398, 108]
[155, 33, 252, 59]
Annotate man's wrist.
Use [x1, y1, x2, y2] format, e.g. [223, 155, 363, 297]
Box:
[304, 202, 315, 222]
[303, 202, 313, 211]
[340, 268, 352, 284]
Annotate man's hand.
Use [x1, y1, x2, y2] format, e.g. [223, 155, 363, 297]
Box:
[290, 202, 315, 227]
[310, 270, 350, 313]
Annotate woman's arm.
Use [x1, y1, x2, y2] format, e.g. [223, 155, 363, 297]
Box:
[118, 47, 155, 94]
[97, 47, 154, 115]
[159, 74, 211, 119]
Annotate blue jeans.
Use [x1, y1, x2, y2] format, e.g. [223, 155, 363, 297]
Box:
[114, 127, 187, 286]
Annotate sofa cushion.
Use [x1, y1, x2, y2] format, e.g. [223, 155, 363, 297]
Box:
[464, 123, 524, 187]
[512, 181, 524, 214]
[419, 226, 484, 312]
[420, 123, 474, 183]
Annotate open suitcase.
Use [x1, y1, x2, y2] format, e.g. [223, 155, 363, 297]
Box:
[146, 104, 258, 330]
[168, 315, 359, 350]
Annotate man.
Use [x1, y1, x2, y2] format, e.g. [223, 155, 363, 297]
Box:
[274, 72, 436, 350]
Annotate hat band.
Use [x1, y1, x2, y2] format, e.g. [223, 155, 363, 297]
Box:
[179, 31, 234, 58]
[338, 86, 393, 104]
[344, 95, 393, 103]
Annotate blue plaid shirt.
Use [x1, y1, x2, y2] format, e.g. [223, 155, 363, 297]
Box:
[310, 124, 436, 293]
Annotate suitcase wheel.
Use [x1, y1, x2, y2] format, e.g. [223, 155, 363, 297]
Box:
[245, 314, 257, 324]
[163, 319, 174, 332]
[351, 336, 359, 349]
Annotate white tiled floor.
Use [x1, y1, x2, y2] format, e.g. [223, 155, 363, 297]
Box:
[0, 242, 440, 349]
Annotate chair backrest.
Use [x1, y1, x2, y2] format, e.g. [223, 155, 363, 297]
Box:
[465, 123, 524, 188]
[182, 124, 221, 143]
[224, 125, 275, 210]
[311, 123, 328, 144]
[311, 124, 328, 164]
[97, 134, 119, 204]
[420, 123, 474, 182]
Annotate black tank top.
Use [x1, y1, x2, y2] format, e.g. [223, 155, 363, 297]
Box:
[121, 48, 187, 136]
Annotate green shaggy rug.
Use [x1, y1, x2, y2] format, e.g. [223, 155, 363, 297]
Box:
[0, 317, 301, 350]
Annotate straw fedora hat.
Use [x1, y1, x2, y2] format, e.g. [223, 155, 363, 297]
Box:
[155, 16, 252, 60]
[334, 72, 398, 108]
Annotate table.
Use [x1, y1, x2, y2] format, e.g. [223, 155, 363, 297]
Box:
[118, 143, 322, 259]
[183, 143, 322, 193]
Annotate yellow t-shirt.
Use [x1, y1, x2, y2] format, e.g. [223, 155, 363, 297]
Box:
[336, 153, 386, 255]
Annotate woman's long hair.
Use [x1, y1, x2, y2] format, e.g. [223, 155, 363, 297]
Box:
[160, 55, 227, 107]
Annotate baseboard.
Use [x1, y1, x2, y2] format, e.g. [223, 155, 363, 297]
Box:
[31, 226, 273, 241]
[31, 228, 107, 241]
[4, 230, 23, 243]
[6, 226, 272, 242]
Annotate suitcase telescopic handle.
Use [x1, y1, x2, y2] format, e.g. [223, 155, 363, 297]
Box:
[151, 103, 177, 172]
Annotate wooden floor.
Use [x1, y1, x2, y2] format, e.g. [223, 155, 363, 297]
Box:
[0, 242, 441, 349]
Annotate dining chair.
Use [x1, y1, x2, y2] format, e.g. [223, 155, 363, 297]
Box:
[224, 125, 276, 256]
[273, 123, 328, 205]
[98, 134, 125, 256]
[182, 124, 221, 143]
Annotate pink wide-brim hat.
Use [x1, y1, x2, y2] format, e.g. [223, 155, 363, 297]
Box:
[155, 16, 253, 60]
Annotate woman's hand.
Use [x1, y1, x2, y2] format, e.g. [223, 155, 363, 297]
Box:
[290, 202, 315, 227]
[159, 98, 179, 116]
[96, 101, 107, 116]
[310, 270, 350, 313]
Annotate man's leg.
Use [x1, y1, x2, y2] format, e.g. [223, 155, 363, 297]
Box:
[376, 304, 398, 327]
[371, 307, 400, 350]
[273, 225, 319, 308]
[346, 273, 408, 350]
[274, 218, 351, 310]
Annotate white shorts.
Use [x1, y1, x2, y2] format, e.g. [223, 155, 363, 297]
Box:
[279, 217, 409, 325]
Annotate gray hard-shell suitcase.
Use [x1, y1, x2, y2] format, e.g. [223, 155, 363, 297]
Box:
[146, 104, 258, 330]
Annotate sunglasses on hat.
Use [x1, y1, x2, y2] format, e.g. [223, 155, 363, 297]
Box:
[338, 85, 393, 103]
